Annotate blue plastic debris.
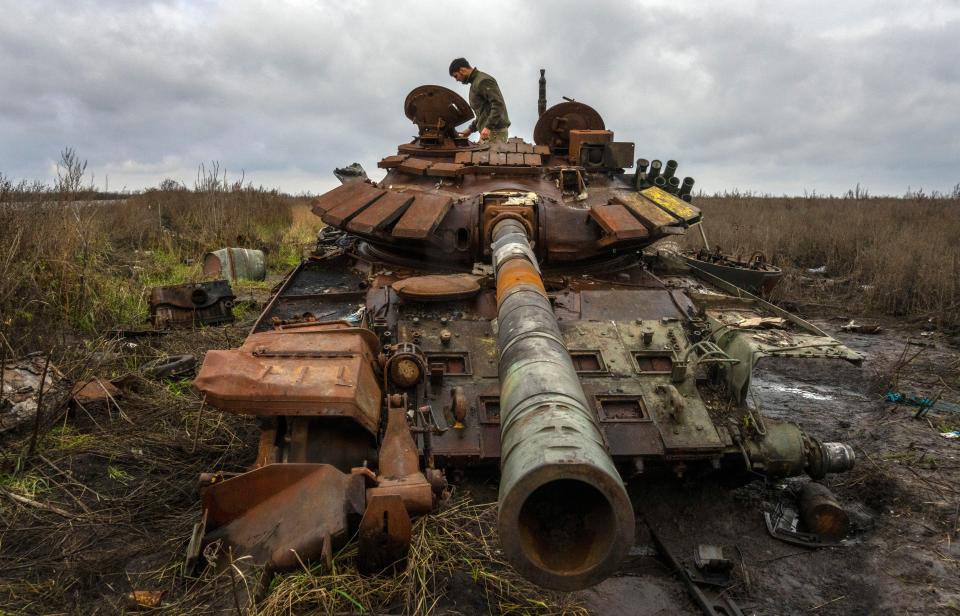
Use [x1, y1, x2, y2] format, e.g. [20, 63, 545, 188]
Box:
[886, 390, 960, 418]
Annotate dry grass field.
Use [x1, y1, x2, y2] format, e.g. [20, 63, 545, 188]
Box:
[687, 191, 960, 329]
[1, 157, 958, 614]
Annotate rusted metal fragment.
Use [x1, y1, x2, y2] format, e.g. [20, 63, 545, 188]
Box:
[149, 280, 235, 329]
[426, 162, 464, 177]
[201, 463, 366, 569]
[391, 193, 453, 239]
[799, 482, 850, 540]
[392, 274, 481, 301]
[194, 323, 382, 433]
[321, 183, 385, 227]
[346, 191, 414, 235]
[398, 157, 433, 176]
[312, 181, 372, 216]
[71, 378, 120, 406]
[589, 203, 650, 246]
[357, 494, 412, 574]
[126, 590, 163, 609]
[612, 191, 680, 230]
[378, 154, 408, 169]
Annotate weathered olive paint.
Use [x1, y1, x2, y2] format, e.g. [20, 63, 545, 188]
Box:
[492, 217, 634, 591]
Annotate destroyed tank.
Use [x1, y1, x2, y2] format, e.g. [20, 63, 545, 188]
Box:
[189, 74, 862, 592]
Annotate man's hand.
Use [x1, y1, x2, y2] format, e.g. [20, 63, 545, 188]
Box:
[479, 127, 491, 140]
[458, 128, 473, 138]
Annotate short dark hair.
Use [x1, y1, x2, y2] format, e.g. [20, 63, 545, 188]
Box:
[449, 58, 471, 75]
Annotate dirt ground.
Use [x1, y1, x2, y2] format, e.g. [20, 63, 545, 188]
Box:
[1, 307, 958, 615]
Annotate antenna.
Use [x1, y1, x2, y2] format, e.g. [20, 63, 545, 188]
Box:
[538, 69, 547, 117]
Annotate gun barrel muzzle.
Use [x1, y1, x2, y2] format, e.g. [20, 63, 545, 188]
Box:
[648, 159, 662, 181]
[667, 176, 681, 194]
[492, 217, 634, 591]
[663, 159, 678, 180]
[679, 176, 695, 197]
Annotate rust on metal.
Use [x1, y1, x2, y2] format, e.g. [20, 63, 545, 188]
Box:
[312, 181, 373, 216]
[378, 154, 409, 169]
[391, 193, 453, 239]
[533, 101, 605, 150]
[194, 323, 382, 434]
[398, 157, 433, 176]
[392, 274, 481, 301]
[70, 378, 120, 406]
[347, 191, 415, 235]
[357, 494, 412, 574]
[321, 182, 385, 227]
[201, 463, 366, 569]
[149, 280, 234, 329]
[612, 191, 682, 230]
[495, 258, 546, 300]
[589, 203, 650, 246]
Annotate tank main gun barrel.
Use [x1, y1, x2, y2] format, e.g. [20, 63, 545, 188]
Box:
[492, 217, 634, 591]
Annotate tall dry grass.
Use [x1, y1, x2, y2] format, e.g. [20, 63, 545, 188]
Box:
[0, 152, 316, 351]
[686, 192, 960, 327]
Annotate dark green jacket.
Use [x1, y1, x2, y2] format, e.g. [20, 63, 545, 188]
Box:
[466, 69, 510, 132]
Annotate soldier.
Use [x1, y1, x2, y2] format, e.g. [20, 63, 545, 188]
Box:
[449, 58, 511, 144]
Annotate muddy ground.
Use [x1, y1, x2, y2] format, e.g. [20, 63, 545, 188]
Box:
[581, 318, 960, 616]
[1, 309, 958, 615]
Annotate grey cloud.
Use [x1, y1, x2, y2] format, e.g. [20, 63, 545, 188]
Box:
[0, 0, 958, 195]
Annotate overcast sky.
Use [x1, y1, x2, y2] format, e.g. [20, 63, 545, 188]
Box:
[2, 0, 958, 196]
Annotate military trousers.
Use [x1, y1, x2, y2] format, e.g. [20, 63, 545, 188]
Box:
[480, 128, 509, 144]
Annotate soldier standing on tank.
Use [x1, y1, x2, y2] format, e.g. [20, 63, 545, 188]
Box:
[449, 58, 510, 144]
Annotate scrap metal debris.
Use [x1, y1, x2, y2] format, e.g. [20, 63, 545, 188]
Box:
[764, 482, 850, 547]
[841, 320, 882, 334]
[646, 521, 745, 616]
[71, 378, 121, 406]
[149, 280, 235, 329]
[0, 354, 63, 433]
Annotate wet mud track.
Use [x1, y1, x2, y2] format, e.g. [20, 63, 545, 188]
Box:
[577, 319, 960, 615]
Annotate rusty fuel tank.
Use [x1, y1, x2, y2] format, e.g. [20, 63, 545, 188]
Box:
[190, 74, 863, 592]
